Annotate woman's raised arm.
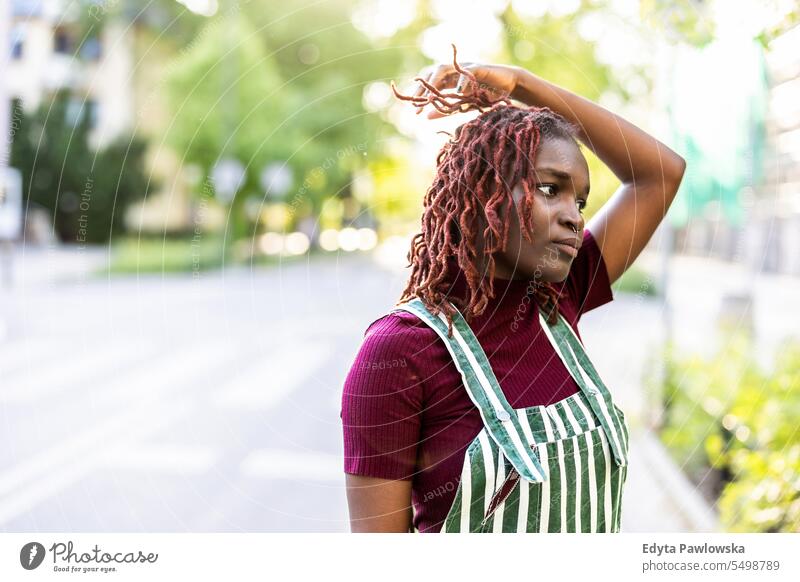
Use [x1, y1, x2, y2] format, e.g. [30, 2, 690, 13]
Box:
[410, 49, 686, 284]
[511, 69, 686, 284]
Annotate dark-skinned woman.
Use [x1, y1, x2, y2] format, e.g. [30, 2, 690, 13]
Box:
[341, 45, 686, 533]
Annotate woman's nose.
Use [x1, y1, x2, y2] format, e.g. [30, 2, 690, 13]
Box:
[559, 202, 582, 233]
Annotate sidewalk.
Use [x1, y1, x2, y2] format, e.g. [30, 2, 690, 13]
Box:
[581, 294, 721, 532]
[0, 242, 107, 289]
[580, 248, 800, 531]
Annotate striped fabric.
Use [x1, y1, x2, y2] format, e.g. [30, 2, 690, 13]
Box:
[393, 299, 548, 483]
[393, 298, 630, 533]
[538, 309, 629, 467]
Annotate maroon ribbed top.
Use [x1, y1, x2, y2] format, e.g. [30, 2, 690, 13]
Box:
[341, 229, 614, 532]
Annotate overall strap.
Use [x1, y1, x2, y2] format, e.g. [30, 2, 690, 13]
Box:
[537, 311, 629, 467]
[392, 298, 547, 483]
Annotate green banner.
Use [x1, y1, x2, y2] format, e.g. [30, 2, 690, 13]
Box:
[666, 37, 768, 227]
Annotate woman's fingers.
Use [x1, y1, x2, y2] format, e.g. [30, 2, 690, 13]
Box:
[455, 69, 479, 96]
[455, 74, 467, 93]
[415, 64, 460, 113]
[427, 64, 457, 93]
[410, 60, 484, 117]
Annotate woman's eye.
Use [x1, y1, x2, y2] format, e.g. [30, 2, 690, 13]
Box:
[537, 183, 558, 196]
[577, 199, 587, 213]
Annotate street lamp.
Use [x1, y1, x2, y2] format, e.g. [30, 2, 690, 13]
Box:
[260, 162, 293, 199]
[0, 167, 22, 288]
[211, 157, 245, 204]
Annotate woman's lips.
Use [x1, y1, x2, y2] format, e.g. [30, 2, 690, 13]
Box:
[551, 241, 579, 258]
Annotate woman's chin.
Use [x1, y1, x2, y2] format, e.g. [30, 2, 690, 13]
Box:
[540, 267, 571, 284]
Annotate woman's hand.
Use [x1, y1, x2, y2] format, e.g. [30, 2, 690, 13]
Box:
[411, 47, 523, 119]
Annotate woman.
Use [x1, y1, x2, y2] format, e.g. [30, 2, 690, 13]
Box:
[341, 45, 686, 533]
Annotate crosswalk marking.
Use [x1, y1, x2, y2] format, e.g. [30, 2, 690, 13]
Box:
[0, 332, 338, 526]
[102, 443, 220, 475]
[240, 449, 342, 481]
[0, 403, 191, 525]
[0, 338, 67, 379]
[212, 341, 332, 410]
[0, 339, 242, 524]
[0, 341, 154, 403]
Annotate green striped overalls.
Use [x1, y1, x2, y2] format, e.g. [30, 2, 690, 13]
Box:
[393, 297, 629, 533]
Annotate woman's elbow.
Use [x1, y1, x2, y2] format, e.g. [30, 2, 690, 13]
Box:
[667, 154, 687, 189]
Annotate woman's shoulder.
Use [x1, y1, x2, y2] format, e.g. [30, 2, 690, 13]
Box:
[366, 303, 439, 332]
[360, 308, 440, 355]
[343, 308, 437, 405]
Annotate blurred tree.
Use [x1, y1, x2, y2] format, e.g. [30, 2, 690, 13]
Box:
[159, 0, 406, 240]
[639, 0, 716, 47]
[656, 335, 800, 532]
[639, 0, 800, 49]
[77, 0, 207, 49]
[10, 92, 151, 243]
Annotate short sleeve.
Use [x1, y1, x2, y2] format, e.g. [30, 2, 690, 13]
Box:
[561, 228, 614, 315]
[340, 314, 424, 481]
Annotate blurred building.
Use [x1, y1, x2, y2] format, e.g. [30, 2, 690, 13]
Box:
[663, 22, 800, 277]
[759, 23, 800, 275]
[5, 0, 200, 235]
[7, 0, 135, 148]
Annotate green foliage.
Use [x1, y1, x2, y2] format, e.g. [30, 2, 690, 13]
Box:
[656, 334, 800, 532]
[755, 7, 800, 48]
[101, 233, 314, 275]
[77, 0, 207, 50]
[162, 0, 404, 227]
[500, 4, 617, 103]
[164, 10, 291, 172]
[611, 265, 658, 296]
[103, 234, 226, 275]
[638, 0, 715, 47]
[10, 92, 152, 243]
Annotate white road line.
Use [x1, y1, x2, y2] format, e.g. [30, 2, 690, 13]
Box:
[102, 443, 220, 475]
[0, 341, 153, 403]
[98, 341, 241, 405]
[0, 340, 241, 523]
[0, 404, 190, 525]
[0, 339, 65, 377]
[212, 341, 332, 410]
[240, 449, 342, 481]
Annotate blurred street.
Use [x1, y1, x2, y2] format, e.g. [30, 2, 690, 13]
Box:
[4, 243, 796, 532]
[1, 248, 373, 532]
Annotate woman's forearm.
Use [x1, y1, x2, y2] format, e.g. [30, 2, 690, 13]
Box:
[511, 67, 685, 185]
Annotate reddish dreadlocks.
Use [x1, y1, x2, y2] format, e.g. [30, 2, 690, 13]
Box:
[391, 45, 580, 337]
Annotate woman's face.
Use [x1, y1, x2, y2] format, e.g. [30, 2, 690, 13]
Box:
[482, 137, 590, 283]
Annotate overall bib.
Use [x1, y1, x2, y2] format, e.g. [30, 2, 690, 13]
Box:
[393, 297, 629, 533]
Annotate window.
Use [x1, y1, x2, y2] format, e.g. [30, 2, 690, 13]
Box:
[86, 99, 99, 129]
[10, 24, 24, 59]
[65, 98, 100, 129]
[80, 37, 102, 60]
[53, 27, 74, 55]
[65, 98, 83, 126]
